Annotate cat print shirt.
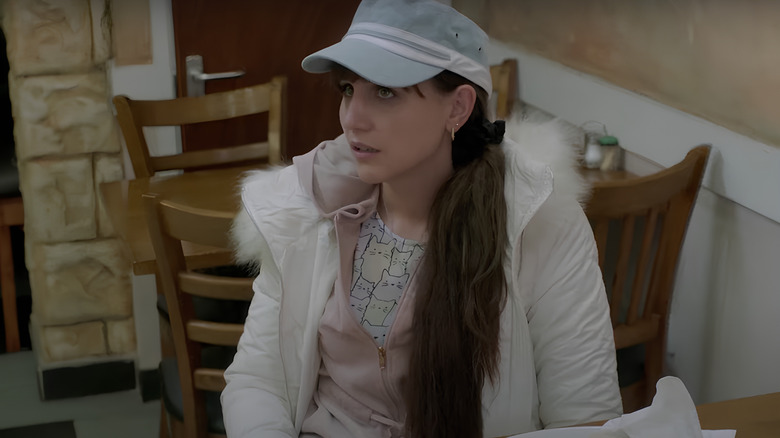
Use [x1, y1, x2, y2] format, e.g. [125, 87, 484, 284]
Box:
[350, 212, 424, 346]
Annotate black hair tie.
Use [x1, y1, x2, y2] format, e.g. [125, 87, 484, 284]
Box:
[482, 120, 505, 145]
[451, 119, 505, 167]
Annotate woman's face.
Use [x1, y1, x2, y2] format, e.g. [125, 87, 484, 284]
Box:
[338, 75, 455, 186]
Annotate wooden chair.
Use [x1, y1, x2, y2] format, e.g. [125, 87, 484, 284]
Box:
[113, 76, 287, 178]
[114, 79, 279, 435]
[490, 58, 518, 120]
[144, 193, 253, 438]
[0, 196, 23, 353]
[584, 145, 710, 413]
[0, 133, 24, 353]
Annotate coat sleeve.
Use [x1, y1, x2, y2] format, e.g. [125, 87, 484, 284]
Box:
[521, 196, 623, 428]
[221, 210, 296, 438]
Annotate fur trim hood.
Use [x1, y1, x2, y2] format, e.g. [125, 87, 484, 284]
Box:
[232, 114, 589, 269]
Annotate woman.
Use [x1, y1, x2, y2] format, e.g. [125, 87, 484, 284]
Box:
[222, 1, 622, 437]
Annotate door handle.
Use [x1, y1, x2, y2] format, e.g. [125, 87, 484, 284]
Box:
[186, 55, 245, 97]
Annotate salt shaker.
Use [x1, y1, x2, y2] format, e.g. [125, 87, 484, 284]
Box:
[584, 136, 603, 169]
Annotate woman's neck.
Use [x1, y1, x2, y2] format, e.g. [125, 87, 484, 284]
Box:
[379, 152, 453, 242]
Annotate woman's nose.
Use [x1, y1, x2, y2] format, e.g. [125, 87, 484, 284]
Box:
[340, 92, 370, 133]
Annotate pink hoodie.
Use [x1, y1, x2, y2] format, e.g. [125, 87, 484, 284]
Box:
[294, 138, 411, 436]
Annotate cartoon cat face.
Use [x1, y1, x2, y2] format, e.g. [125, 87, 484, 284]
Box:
[360, 235, 394, 283]
[356, 216, 386, 259]
[362, 320, 387, 345]
[363, 295, 397, 326]
[389, 248, 413, 276]
[365, 235, 393, 262]
[373, 269, 409, 301]
[408, 245, 425, 267]
[359, 218, 384, 238]
[350, 295, 370, 315]
[351, 274, 374, 300]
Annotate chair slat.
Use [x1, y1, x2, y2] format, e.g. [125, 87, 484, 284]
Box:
[593, 219, 609, 270]
[132, 83, 272, 126]
[268, 77, 286, 164]
[113, 75, 287, 178]
[626, 206, 661, 324]
[151, 142, 270, 173]
[490, 58, 518, 119]
[193, 368, 227, 392]
[179, 272, 254, 301]
[186, 321, 244, 346]
[613, 315, 661, 350]
[159, 200, 235, 248]
[185, 251, 235, 272]
[641, 201, 674, 319]
[609, 214, 636, 323]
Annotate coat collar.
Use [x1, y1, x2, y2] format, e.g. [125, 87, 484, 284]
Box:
[233, 116, 589, 267]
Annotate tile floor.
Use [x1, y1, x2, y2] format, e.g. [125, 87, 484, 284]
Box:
[0, 350, 159, 438]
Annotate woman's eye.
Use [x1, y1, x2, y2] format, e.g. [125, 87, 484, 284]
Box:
[340, 83, 354, 97]
[377, 87, 394, 99]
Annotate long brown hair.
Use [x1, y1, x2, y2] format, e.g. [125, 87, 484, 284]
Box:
[405, 71, 508, 438]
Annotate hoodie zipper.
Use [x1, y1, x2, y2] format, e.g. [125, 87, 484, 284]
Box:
[378, 346, 387, 370]
[371, 270, 416, 421]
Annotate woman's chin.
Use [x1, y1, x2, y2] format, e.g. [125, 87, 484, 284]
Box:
[356, 169, 384, 185]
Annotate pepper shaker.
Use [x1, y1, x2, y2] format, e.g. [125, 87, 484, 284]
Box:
[599, 135, 622, 171]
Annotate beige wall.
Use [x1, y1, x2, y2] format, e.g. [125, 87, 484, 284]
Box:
[457, 0, 780, 148]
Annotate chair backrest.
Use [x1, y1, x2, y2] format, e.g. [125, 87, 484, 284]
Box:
[114, 76, 287, 178]
[584, 145, 710, 408]
[490, 58, 518, 120]
[144, 193, 253, 438]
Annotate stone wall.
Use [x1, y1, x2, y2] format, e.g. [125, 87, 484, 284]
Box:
[2, 0, 135, 365]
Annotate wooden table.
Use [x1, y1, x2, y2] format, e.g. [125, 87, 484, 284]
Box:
[101, 160, 640, 276]
[697, 391, 780, 437]
[579, 167, 638, 185]
[100, 165, 256, 275]
[498, 392, 780, 437]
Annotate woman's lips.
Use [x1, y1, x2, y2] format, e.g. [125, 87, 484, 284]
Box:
[351, 142, 378, 153]
[350, 141, 380, 161]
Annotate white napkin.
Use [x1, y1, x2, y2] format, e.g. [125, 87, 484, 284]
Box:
[590, 376, 736, 438]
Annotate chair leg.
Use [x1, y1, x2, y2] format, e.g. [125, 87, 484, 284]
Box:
[0, 224, 19, 353]
[159, 399, 169, 438]
[620, 380, 648, 413]
[644, 339, 665, 406]
[169, 416, 184, 438]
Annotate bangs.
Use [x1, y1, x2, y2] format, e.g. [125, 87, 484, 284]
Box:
[329, 65, 425, 97]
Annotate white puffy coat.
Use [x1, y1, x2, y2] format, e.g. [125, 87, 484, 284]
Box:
[222, 117, 622, 438]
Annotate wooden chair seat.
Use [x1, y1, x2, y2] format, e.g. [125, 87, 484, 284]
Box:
[584, 145, 710, 413]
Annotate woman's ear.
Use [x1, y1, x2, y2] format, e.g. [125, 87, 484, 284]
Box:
[448, 84, 477, 129]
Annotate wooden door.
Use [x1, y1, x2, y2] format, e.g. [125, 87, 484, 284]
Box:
[171, 0, 359, 159]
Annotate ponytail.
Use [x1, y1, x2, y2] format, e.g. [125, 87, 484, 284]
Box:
[405, 72, 508, 438]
